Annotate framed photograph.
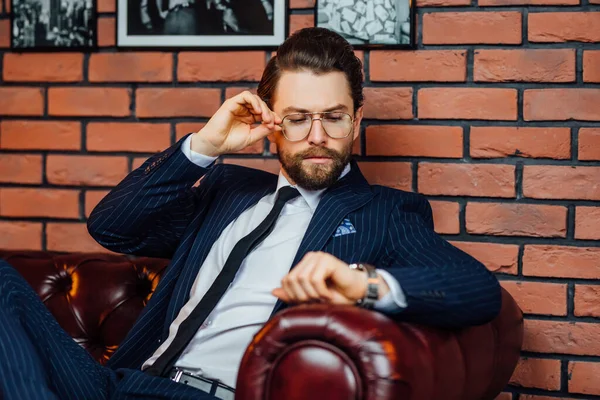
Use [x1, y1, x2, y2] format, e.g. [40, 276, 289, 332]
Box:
[117, 0, 286, 49]
[10, 0, 96, 50]
[316, 0, 415, 48]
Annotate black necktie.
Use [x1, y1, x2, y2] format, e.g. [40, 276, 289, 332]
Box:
[146, 186, 301, 377]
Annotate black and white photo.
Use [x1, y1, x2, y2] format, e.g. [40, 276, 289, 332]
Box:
[11, 0, 96, 49]
[118, 0, 286, 48]
[316, 0, 414, 48]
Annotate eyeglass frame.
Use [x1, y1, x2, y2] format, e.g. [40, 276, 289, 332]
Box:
[276, 111, 356, 142]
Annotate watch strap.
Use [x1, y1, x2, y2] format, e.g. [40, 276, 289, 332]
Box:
[348, 263, 379, 309]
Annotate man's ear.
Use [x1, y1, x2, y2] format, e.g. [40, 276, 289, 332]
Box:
[352, 106, 364, 141]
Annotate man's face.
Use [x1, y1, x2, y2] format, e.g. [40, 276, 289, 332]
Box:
[269, 71, 363, 191]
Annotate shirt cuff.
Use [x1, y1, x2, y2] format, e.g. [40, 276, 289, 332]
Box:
[373, 269, 407, 312]
[181, 135, 218, 168]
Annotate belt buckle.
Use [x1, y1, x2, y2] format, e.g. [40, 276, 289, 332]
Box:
[171, 369, 184, 383]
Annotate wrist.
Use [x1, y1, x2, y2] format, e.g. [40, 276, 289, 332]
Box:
[349, 263, 380, 308]
[376, 272, 391, 300]
[191, 130, 222, 158]
[355, 267, 390, 300]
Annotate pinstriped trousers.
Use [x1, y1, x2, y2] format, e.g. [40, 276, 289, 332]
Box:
[0, 261, 217, 400]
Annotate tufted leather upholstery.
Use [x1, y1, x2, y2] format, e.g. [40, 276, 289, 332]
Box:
[236, 289, 523, 400]
[0, 250, 523, 399]
[0, 250, 169, 365]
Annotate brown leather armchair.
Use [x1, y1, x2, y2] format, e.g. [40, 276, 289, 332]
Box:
[0, 250, 523, 400]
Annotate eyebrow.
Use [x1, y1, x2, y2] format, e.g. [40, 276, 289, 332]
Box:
[281, 103, 349, 114]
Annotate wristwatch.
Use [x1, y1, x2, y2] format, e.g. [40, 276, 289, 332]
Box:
[348, 263, 379, 309]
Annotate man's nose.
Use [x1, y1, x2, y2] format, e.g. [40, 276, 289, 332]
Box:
[307, 118, 327, 145]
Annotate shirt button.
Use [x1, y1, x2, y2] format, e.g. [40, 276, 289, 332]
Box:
[207, 320, 212, 326]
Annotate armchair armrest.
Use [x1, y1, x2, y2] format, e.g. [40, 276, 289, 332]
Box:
[236, 288, 523, 400]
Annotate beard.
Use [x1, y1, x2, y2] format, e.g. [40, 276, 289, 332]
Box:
[277, 141, 353, 191]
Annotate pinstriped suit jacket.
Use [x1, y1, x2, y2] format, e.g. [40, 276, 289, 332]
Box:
[87, 134, 501, 372]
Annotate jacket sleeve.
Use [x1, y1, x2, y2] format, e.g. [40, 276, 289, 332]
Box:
[378, 194, 502, 329]
[87, 134, 220, 259]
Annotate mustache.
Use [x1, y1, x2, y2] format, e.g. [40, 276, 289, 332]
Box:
[296, 147, 341, 159]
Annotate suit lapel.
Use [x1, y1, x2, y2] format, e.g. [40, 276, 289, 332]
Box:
[271, 161, 374, 315]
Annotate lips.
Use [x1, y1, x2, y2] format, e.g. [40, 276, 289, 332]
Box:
[304, 156, 333, 164]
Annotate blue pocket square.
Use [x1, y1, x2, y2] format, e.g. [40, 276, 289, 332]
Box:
[333, 218, 356, 237]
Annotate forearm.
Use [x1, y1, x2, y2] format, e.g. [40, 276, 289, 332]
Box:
[382, 260, 501, 328]
[381, 195, 502, 328]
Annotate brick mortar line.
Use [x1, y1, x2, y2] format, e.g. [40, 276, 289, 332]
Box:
[172, 53, 178, 83]
[504, 385, 600, 400]
[567, 205, 576, 240]
[81, 120, 87, 153]
[523, 7, 529, 47]
[411, 161, 418, 192]
[359, 124, 366, 157]
[42, 85, 49, 117]
[363, 51, 371, 85]
[517, 88, 524, 122]
[0, 185, 594, 205]
[466, 49, 474, 83]
[41, 222, 47, 251]
[463, 125, 471, 161]
[82, 53, 90, 83]
[519, 352, 600, 363]
[417, 44, 599, 49]
[3, 81, 599, 88]
[78, 190, 85, 221]
[2, 212, 599, 244]
[417, 8, 424, 50]
[444, 234, 600, 247]
[515, 161, 524, 200]
[522, 313, 600, 324]
[417, 5, 599, 12]
[567, 282, 576, 318]
[4, 148, 600, 165]
[517, 244, 524, 277]
[571, 127, 580, 162]
[577, 48, 584, 85]
[40, 153, 48, 185]
[169, 122, 177, 147]
[458, 198, 467, 236]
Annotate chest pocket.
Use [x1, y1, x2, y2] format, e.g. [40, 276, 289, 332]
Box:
[323, 220, 385, 265]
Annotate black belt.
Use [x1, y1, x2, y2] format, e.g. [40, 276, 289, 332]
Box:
[168, 368, 235, 400]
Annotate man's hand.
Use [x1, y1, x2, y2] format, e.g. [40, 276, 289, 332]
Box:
[272, 251, 390, 305]
[191, 91, 281, 157]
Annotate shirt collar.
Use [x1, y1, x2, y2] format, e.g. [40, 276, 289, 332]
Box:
[276, 163, 351, 212]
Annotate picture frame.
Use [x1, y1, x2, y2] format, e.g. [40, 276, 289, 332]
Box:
[315, 0, 415, 49]
[10, 0, 97, 50]
[117, 0, 287, 49]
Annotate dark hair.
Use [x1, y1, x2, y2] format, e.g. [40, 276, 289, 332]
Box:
[257, 27, 364, 113]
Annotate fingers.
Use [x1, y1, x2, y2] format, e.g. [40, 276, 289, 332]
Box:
[231, 91, 262, 117]
[230, 91, 281, 130]
[274, 252, 335, 305]
[257, 97, 282, 130]
[248, 123, 280, 143]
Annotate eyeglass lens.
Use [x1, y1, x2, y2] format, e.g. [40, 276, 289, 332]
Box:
[281, 112, 352, 141]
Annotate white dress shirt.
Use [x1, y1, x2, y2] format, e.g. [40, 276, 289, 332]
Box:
[141, 136, 406, 388]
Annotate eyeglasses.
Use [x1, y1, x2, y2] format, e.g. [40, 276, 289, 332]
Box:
[279, 111, 354, 142]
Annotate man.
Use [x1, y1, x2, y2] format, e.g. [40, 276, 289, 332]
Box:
[0, 27, 501, 400]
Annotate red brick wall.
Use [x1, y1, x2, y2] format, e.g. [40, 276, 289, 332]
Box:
[1, 0, 600, 398]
